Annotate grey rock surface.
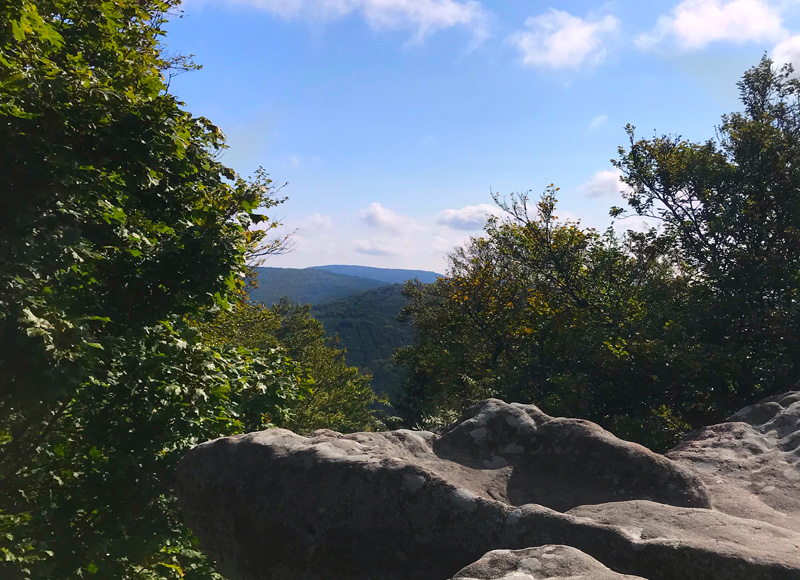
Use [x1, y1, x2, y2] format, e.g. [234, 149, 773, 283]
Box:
[668, 390, 800, 532]
[175, 396, 800, 580]
[433, 399, 710, 511]
[451, 546, 646, 580]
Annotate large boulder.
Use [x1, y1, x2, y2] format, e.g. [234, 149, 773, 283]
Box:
[175, 396, 800, 580]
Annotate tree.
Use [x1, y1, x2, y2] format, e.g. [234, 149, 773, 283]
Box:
[203, 297, 382, 434]
[396, 191, 693, 448]
[0, 1, 307, 577]
[614, 55, 800, 417]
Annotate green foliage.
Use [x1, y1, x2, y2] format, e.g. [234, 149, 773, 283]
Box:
[614, 56, 800, 413]
[398, 57, 800, 450]
[0, 1, 305, 577]
[2, 321, 309, 579]
[397, 191, 693, 449]
[204, 297, 382, 434]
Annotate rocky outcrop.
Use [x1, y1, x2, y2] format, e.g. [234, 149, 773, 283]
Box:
[667, 390, 800, 533]
[432, 400, 709, 511]
[175, 395, 800, 580]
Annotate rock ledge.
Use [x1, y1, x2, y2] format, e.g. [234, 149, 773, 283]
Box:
[176, 395, 800, 580]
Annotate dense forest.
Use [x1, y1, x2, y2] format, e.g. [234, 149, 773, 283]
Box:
[2, 0, 800, 578]
[311, 284, 415, 402]
[246, 268, 433, 401]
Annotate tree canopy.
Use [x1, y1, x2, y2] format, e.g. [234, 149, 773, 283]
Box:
[397, 192, 693, 447]
[614, 57, 800, 406]
[0, 1, 311, 577]
[203, 296, 382, 435]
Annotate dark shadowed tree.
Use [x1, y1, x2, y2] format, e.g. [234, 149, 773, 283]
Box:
[614, 55, 800, 416]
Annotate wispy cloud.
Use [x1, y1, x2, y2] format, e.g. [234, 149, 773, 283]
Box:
[265, 204, 493, 271]
[589, 114, 608, 129]
[577, 169, 631, 198]
[218, 0, 490, 43]
[637, 0, 786, 50]
[436, 203, 499, 230]
[304, 212, 333, 230]
[509, 9, 620, 70]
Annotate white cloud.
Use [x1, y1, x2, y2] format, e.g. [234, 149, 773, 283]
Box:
[262, 202, 527, 272]
[773, 34, 800, 71]
[589, 114, 608, 129]
[436, 203, 498, 230]
[220, 0, 490, 43]
[577, 169, 631, 198]
[360, 202, 417, 233]
[279, 212, 333, 243]
[509, 9, 620, 70]
[354, 238, 397, 256]
[305, 212, 333, 231]
[637, 0, 786, 51]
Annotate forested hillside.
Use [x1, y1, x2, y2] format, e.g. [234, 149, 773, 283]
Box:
[250, 269, 427, 403]
[311, 285, 414, 401]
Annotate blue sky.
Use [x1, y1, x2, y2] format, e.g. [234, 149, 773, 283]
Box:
[165, 0, 800, 272]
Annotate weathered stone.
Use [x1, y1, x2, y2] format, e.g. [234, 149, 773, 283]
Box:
[451, 546, 646, 580]
[175, 395, 800, 580]
[434, 399, 710, 511]
[564, 500, 800, 579]
[668, 390, 800, 533]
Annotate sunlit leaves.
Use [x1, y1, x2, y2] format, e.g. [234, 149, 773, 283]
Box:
[202, 296, 380, 435]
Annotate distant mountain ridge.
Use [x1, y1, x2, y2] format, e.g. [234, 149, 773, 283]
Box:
[249, 267, 386, 307]
[310, 265, 442, 285]
[249, 265, 443, 307]
[248, 265, 438, 402]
